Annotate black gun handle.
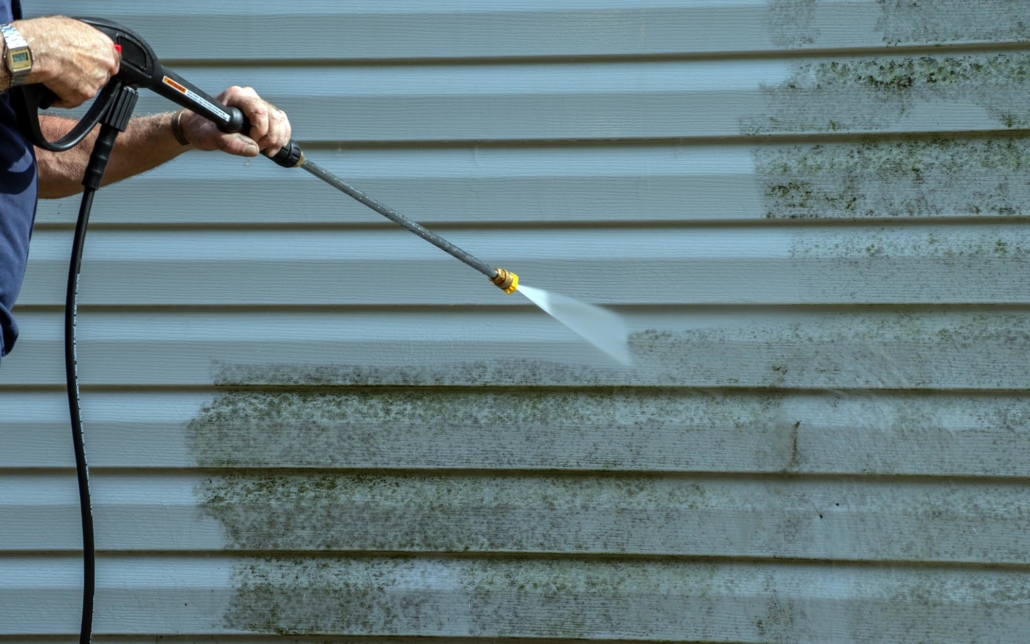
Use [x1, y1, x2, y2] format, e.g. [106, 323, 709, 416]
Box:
[12, 82, 117, 152]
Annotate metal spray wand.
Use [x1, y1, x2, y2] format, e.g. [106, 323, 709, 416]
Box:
[288, 149, 519, 294]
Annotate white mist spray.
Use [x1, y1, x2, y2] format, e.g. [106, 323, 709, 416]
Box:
[516, 284, 632, 365]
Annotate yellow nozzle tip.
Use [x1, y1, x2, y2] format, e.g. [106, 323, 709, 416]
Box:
[504, 272, 519, 294]
[492, 268, 519, 293]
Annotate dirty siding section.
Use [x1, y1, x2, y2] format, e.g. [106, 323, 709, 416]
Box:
[3, 1, 1030, 642]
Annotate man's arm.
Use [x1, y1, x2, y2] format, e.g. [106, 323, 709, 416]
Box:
[36, 86, 292, 199]
[35, 112, 185, 199]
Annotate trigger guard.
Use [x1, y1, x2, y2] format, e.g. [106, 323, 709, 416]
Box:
[11, 82, 118, 152]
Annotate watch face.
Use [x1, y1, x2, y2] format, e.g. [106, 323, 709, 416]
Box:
[8, 48, 31, 72]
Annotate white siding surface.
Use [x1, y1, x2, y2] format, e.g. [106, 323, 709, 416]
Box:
[3, 1, 1030, 641]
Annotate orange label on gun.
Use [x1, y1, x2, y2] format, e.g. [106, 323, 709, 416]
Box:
[162, 76, 229, 123]
[162, 76, 188, 94]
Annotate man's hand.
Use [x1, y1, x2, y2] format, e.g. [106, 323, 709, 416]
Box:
[13, 17, 120, 108]
[178, 86, 292, 158]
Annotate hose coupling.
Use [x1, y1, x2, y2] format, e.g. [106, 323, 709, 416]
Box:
[491, 267, 519, 294]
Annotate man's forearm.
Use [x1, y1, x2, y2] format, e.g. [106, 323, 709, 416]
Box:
[35, 112, 189, 199]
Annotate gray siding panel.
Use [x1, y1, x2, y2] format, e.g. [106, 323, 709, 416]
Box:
[36, 139, 1030, 227]
[5, 391, 1030, 477]
[28, 0, 1030, 60]
[7, 309, 1030, 389]
[62, 56, 1030, 142]
[6, 473, 1030, 565]
[3, 557, 1030, 640]
[14, 226, 1030, 306]
[4, 2, 1029, 642]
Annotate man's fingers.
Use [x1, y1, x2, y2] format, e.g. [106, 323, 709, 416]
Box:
[46, 85, 96, 109]
[206, 86, 291, 157]
[218, 133, 259, 157]
[256, 109, 290, 156]
[243, 104, 270, 143]
[220, 86, 270, 142]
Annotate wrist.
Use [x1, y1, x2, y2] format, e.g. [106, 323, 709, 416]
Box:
[170, 109, 192, 147]
[12, 19, 56, 85]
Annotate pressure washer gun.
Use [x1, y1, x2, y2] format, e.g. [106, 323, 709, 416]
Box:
[12, 17, 302, 168]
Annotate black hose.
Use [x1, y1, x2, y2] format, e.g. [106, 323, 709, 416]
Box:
[67, 186, 97, 644]
[66, 114, 127, 644]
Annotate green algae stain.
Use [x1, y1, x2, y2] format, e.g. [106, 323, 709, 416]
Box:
[458, 559, 720, 639]
[185, 387, 796, 471]
[219, 556, 731, 638]
[790, 228, 1030, 260]
[755, 137, 1030, 220]
[223, 557, 440, 636]
[188, 362, 1030, 635]
[745, 53, 1030, 134]
[198, 472, 739, 555]
[876, 0, 1030, 46]
[768, 0, 820, 49]
[767, 0, 1030, 49]
[219, 555, 1030, 639]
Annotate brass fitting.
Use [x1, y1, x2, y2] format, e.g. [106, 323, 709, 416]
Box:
[491, 267, 519, 294]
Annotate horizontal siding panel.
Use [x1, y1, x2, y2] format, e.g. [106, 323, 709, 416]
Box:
[2, 556, 1028, 640]
[40, 146, 765, 226]
[81, 53, 1030, 142]
[5, 473, 1029, 564]
[39, 136, 1030, 226]
[17, 225, 1030, 306]
[6, 308, 1030, 389]
[26, 1, 1030, 59]
[4, 391, 1029, 477]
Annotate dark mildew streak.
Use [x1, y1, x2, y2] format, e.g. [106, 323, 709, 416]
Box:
[769, 0, 1030, 50]
[186, 388, 794, 470]
[756, 137, 1030, 220]
[768, 0, 820, 49]
[187, 387, 1030, 477]
[197, 470, 1030, 564]
[745, 53, 1030, 135]
[876, 0, 1030, 46]
[219, 556, 1030, 638]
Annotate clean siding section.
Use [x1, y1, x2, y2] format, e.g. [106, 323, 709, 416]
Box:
[4, 2, 1030, 642]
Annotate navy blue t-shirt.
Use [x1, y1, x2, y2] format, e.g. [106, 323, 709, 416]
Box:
[0, 0, 39, 364]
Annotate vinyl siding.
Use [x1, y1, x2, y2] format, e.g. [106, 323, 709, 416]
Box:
[3, 1, 1029, 642]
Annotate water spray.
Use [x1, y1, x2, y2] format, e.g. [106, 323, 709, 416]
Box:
[11, 17, 631, 644]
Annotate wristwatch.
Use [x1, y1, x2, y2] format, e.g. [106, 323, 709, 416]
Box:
[1, 23, 32, 87]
